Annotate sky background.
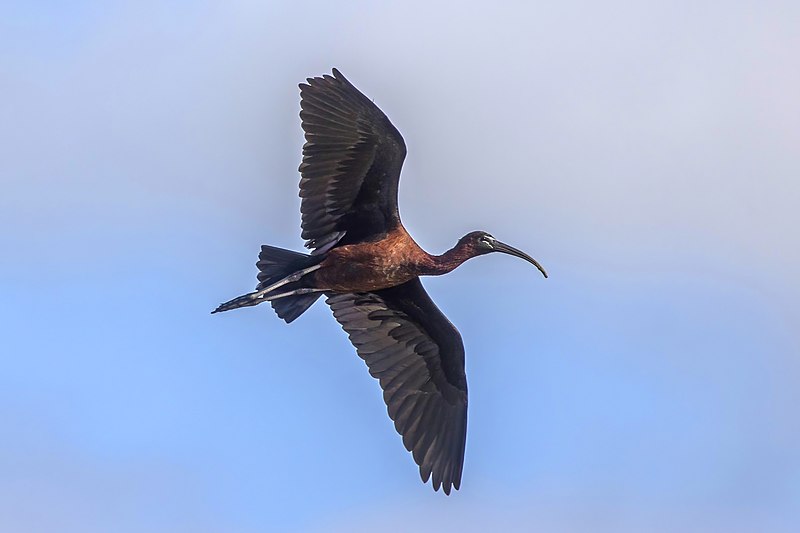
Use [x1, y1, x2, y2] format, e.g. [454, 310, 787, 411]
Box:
[2, 1, 799, 531]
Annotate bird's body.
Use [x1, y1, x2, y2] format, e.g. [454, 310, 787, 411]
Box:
[313, 225, 430, 292]
[214, 69, 546, 495]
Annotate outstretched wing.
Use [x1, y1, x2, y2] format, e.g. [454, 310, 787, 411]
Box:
[327, 278, 468, 494]
[298, 68, 407, 254]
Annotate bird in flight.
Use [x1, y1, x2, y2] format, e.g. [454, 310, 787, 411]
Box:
[213, 68, 547, 494]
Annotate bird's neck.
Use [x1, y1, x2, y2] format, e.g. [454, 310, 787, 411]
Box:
[425, 243, 473, 275]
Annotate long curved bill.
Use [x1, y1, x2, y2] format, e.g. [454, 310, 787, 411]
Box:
[492, 241, 548, 278]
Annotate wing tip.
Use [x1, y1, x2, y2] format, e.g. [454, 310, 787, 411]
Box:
[418, 456, 462, 496]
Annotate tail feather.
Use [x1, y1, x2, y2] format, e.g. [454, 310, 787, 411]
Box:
[270, 292, 321, 323]
[256, 245, 315, 289]
[257, 245, 323, 323]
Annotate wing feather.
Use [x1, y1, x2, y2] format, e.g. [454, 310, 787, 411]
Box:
[327, 278, 467, 494]
[299, 69, 407, 253]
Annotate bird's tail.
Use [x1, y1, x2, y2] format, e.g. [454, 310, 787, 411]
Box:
[212, 245, 324, 323]
[256, 245, 323, 323]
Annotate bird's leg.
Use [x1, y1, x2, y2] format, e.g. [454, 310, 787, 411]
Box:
[211, 264, 322, 314]
[212, 287, 325, 314]
[248, 264, 322, 301]
[211, 292, 262, 313]
[260, 288, 325, 301]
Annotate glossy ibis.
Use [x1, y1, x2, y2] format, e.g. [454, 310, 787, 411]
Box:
[213, 69, 547, 494]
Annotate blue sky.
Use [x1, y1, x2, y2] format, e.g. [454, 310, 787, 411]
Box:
[2, 1, 799, 531]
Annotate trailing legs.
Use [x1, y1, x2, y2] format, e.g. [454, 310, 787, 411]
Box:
[212, 264, 323, 314]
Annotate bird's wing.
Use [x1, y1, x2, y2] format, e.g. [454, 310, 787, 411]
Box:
[298, 68, 407, 254]
[327, 278, 468, 494]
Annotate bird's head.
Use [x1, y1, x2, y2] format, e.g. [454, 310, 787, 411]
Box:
[458, 231, 548, 278]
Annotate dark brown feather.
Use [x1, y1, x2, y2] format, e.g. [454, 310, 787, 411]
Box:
[327, 278, 467, 494]
[298, 69, 407, 254]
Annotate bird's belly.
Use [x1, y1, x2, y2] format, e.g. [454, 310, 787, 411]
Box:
[314, 259, 417, 292]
